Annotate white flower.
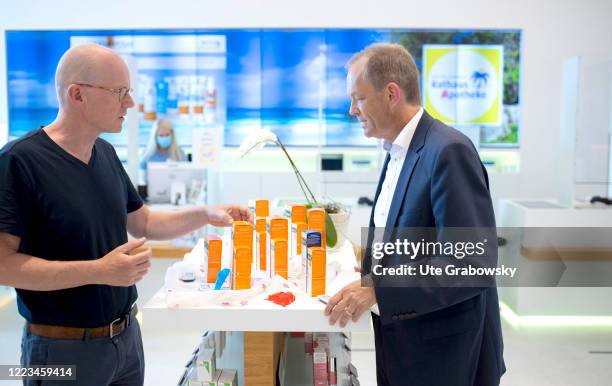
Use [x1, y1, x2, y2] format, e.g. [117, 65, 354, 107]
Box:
[235, 126, 279, 159]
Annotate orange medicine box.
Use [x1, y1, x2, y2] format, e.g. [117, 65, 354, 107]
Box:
[233, 247, 252, 289]
[284, 204, 307, 224]
[205, 235, 222, 283]
[271, 238, 288, 279]
[291, 222, 308, 257]
[287, 205, 306, 258]
[307, 247, 326, 297]
[255, 217, 267, 271]
[249, 199, 269, 218]
[232, 221, 253, 249]
[307, 208, 326, 247]
[302, 230, 322, 291]
[231, 221, 253, 271]
[268, 216, 289, 239]
[266, 216, 289, 277]
[234, 276, 251, 290]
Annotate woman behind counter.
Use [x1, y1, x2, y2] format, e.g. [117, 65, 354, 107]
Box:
[139, 118, 186, 183]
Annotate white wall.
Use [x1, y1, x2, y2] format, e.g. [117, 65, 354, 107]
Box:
[1, 0, 612, 207]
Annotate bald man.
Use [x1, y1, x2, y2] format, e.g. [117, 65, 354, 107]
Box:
[0, 44, 251, 386]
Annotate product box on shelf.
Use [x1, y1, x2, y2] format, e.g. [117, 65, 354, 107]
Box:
[285, 204, 308, 257]
[233, 247, 252, 290]
[304, 332, 314, 354]
[252, 198, 269, 273]
[231, 221, 253, 279]
[195, 346, 216, 381]
[266, 216, 289, 277]
[313, 332, 330, 351]
[255, 217, 267, 271]
[307, 247, 327, 297]
[231, 221, 253, 249]
[206, 370, 221, 386]
[328, 356, 337, 386]
[188, 367, 221, 386]
[249, 199, 269, 218]
[186, 367, 201, 386]
[205, 234, 222, 283]
[313, 348, 329, 386]
[302, 230, 322, 291]
[271, 238, 288, 279]
[284, 203, 307, 224]
[216, 369, 237, 386]
[307, 208, 326, 246]
[291, 221, 308, 258]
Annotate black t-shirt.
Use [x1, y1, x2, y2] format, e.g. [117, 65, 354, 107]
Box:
[0, 128, 143, 327]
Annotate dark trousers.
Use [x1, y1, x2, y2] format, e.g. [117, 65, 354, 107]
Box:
[20, 319, 145, 386]
[371, 296, 504, 386]
[372, 314, 392, 386]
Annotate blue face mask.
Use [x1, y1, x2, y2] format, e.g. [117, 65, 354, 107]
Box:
[157, 135, 172, 149]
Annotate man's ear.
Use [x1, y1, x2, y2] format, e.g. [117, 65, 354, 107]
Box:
[67, 84, 84, 105]
[386, 82, 402, 106]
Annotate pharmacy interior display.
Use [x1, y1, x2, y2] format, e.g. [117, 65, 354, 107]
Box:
[6, 28, 521, 151]
[143, 199, 369, 385]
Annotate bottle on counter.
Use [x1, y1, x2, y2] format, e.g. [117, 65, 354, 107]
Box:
[205, 76, 217, 124]
[165, 77, 178, 116]
[156, 80, 168, 115]
[143, 77, 157, 121]
[328, 356, 337, 386]
[177, 76, 190, 116]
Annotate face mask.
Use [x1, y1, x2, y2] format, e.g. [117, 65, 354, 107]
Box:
[157, 135, 172, 149]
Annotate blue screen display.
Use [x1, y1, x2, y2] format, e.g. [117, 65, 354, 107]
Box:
[6, 29, 520, 148]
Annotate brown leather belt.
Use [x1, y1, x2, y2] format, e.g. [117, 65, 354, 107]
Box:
[28, 306, 138, 340]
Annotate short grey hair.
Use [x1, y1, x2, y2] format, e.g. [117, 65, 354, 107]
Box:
[346, 43, 421, 105]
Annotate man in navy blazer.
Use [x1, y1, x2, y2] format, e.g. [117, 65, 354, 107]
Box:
[325, 43, 505, 386]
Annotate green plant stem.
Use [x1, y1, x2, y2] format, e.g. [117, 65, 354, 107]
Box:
[241, 137, 319, 207]
[276, 139, 319, 206]
[240, 135, 338, 247]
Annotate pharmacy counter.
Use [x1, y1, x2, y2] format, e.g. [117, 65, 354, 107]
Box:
[142, 284, 368, 386]
[143, 283, 369, 333]
[142, 240, 369, 385]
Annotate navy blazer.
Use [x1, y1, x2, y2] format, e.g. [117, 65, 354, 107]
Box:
[364, 110, 505, 386]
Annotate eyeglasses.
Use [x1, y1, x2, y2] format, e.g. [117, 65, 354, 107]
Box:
[74, 83, 133, 102]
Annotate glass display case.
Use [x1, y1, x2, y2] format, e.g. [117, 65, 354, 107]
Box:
[558, 56, 612, 206]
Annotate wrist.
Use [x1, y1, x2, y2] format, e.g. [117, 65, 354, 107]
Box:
[87, 259, 107, 285]
[199, 205, 211, 226]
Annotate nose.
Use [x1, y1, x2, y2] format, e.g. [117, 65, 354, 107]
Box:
[349, 99, 359, 117]
[123, 92, 135, 108]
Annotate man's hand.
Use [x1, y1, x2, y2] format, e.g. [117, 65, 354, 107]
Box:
[324, 279, 377, 327]
[95, 238, 151, 287]
[205, 204, 253, 227]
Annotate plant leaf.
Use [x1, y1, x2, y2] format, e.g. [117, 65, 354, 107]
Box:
[325, 211, 337, 248]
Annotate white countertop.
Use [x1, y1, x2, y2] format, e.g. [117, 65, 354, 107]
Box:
[143, 285, 370, 332]
[143, 236, 371, 332]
